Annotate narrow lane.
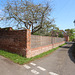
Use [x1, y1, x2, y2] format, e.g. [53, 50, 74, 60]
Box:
[0, 43, 75, 75]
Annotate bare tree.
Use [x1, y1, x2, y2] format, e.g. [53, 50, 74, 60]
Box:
[0, 0, 52, 34]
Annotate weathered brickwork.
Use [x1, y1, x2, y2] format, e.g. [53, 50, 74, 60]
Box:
[31, 35, 52, 48]
[26, 35, 65, 58]
[0, 28, 66, 58]
[31, 35, 65, 48]
[0, 29, 30, 57]
[27, 41, 65, 58]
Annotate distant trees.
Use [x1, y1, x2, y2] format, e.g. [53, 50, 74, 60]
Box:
[65, 29, 75, 41]
[33, 24, 60, 36]
[58, 31, 64, 38]
[0, 0, 53, 34]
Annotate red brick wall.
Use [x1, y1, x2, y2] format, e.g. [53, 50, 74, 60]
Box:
[31, 35, 52, 48]
[31, 35, 65, 48]
[26, 35, 65, 58]
[0, 29, 31, 57]
[0, 28, 65, 58]
[26, 41, 65, 58]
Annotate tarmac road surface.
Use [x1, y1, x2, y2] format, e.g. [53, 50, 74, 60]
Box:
[0, 43, 75, 75]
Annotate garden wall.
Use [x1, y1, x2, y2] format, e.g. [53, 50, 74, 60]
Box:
[0, 28, 65, 58]
[0, 29, 31, 57]
[26, 35, 65, 58]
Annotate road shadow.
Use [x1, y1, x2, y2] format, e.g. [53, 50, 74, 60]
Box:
[68, 43, 75, 63]
[66, 42, 75, 44]
[61, 46, 70, 48]
[60, 42, 75, 48]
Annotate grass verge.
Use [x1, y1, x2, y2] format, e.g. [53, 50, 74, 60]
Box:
[0, 43, 66, 65]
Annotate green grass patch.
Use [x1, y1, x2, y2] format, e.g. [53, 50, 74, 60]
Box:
[0, 43, 66, 65]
